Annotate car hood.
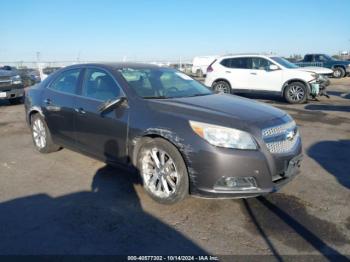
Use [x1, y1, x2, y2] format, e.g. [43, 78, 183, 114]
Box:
[292, 66, 333, 75]
[148, 94, 288, 128]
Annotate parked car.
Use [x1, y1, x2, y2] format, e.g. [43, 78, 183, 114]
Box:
[295, 54, 350, 78]
[18, 68, 41, 87]
[25, 63, 302, 204]
[0, 65, 24, 104]
[191, 56, 218, 77]
[205, 55, 331, 104]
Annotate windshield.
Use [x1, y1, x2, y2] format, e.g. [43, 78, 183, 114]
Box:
[118, 67, 213, 99]
[270, 57, 299, 69]
[322, 54, 334, 61]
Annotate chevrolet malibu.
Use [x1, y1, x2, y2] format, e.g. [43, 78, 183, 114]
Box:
[25, 63, 302, 204]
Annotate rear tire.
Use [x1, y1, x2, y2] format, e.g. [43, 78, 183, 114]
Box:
[284, 82, 308, 104]
[212, 80, 231, 94]
[137, 138, 189, 204]
[31, 114, 61, 153]
[333, 67, 345, 78]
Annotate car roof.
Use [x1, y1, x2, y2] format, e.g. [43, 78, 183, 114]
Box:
[218, 54, 276, 60]
[63, 62, 165, 70]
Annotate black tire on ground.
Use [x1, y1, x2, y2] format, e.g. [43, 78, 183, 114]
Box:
[212, 80, 232, 94]
[333, 67, 346, 78]
[137, 138, 189, 204]
[283, 82, 308, 104]
[30, 113, 61, 153]
[9, 97, 23, 105]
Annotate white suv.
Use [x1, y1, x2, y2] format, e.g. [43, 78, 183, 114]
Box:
[204, 54, 331, 104]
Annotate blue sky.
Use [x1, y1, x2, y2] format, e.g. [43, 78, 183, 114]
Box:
[1, 0, 349, 62]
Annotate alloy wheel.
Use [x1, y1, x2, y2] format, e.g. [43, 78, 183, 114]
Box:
[288, 85, 305, 102]
[141, 148, 179, 199]
[214, 82, 230, 94]
[333, 69, 341, 78]
[32, 119, 47, 149]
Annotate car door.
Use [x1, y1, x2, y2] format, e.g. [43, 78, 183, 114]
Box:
[42, 68, 82, 147]
[314, 55, 326, 67]
[246, 57, 283, 92]
[221, 57, 252, 90]
[74, 67, 129, 164]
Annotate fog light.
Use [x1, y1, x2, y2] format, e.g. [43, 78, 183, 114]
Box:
[214, 176, 258, 191]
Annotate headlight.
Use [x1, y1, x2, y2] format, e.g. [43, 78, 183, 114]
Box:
[11, 75, 22, 84]
[311, 73, 319, 79]
[189, 121, 257, 150]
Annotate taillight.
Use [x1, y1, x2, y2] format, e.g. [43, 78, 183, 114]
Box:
[207, 59, 217, 73]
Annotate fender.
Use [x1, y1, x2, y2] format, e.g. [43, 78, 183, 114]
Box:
[27, 106, 45, 125]
[212, 78, 231, 87]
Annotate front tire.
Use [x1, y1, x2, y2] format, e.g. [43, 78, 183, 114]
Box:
[31, 114, 60, 153]
[333, 67, 345, 78]
[137, 138, 189, 204]
[212, 80, 231, 94]
[284, 82, 308, 104]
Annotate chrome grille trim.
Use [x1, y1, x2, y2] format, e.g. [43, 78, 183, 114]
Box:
[262, 120, 296, 138]
[265, 131, 300, 154]
[262, 121, 300, 154]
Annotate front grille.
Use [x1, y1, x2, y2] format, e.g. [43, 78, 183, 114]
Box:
[0, 76, 11, 81]
[262, 121, 300, 154]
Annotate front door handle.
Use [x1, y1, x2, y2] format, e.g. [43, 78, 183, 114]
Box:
[75, 108, 86, 114]
[225, 71, 231, 73]
[44, 98, 52, 105]
[250, 72, 257, 75]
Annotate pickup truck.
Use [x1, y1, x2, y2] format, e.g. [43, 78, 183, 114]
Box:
[295, 54, 350, 78]
[0, 66, 24, 104]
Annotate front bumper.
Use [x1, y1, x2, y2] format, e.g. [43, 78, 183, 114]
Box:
[308, 76, 330, 98]
[188, 137, 302, 199]
[0, 85, 24, 99]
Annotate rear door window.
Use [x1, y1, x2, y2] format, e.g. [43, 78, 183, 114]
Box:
[221, 58, 250, 69]
[49, 69, 81, 94]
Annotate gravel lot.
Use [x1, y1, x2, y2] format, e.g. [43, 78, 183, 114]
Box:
[0, 78, 349, 258]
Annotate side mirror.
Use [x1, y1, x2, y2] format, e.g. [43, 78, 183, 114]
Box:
[269, 64, 279, 71]
[269, 65, 280, 71]
[98, 97, 126, 114]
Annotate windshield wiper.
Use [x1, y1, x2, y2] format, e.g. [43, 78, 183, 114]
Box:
[186, 93, 212, 97]
[143, 96, 169, 99]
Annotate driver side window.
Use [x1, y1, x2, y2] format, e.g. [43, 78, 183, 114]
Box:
[251, 58, 273, 70]
[82, 68, 121, 101]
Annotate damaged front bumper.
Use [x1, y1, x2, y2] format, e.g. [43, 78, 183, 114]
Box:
[189, 139, 303, 199]
[309, 75, 330, 98]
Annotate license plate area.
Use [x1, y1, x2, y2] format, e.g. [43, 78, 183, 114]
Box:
[284, 155, 302, 178]
[0, 92, 7, 98]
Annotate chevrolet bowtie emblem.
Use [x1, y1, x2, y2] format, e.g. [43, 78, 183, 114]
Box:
[286, 130, 296, 141]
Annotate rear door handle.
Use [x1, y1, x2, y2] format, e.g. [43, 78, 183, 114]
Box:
[250, 72, 257, 75]
[225, 71, 231, 73]
[75, 108, 86, 114]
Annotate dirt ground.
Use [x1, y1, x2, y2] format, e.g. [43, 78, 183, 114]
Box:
[0, 78, 349, 258]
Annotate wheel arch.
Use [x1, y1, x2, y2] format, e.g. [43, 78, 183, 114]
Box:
[281, 78, 310, 96]
[27, 106, 45, 125]
[130, 131, 194, 192]
[211, 78, 231, 87]
[331, 64, 346, 70]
